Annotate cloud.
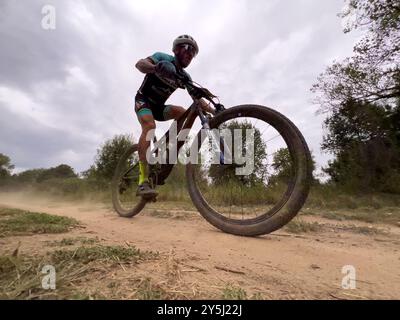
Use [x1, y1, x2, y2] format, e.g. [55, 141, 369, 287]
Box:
[0, 98, 94, 172]
[0, 0, 360, 175]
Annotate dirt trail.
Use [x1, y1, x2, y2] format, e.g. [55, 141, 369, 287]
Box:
[0, 192, 399, 299]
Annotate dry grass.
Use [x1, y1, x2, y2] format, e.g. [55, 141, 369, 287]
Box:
[51, 245, 158, 265]
[222, 284, 248, 300]
[285, 219, 323, 234]
[0, 242, 159, 300]
[134, 278, 169, 300]
[46, 237, 100, 247]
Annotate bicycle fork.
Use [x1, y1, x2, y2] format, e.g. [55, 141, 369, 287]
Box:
[197, 103, 232, 165]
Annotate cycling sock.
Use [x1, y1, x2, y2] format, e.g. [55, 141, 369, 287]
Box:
[138, 161, 149, 185]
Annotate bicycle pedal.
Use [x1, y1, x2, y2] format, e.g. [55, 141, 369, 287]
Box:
[145, 196, 157, 202]
[142, 194, 158, 202]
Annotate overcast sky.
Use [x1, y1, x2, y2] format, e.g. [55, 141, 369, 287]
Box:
[0, 0, 360, 176]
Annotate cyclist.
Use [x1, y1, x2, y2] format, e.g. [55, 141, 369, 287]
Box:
[134, 35, 215, 197]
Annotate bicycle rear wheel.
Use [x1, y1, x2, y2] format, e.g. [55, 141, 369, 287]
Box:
[186, 105, 312, 236]
[111, 144, 146, 217]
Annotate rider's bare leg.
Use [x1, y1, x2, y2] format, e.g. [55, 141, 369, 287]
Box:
[163, 105, 186, 120]
[164, 101, 214, 122]
[138, 115, 155, 162]
[137, 113, 156, 189]
[199, 99, 216, 115]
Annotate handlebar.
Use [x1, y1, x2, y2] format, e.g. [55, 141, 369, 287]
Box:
[175, 72, 226, 113]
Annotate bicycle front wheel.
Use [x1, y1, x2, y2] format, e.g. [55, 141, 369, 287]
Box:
[186, 105, 312, 236]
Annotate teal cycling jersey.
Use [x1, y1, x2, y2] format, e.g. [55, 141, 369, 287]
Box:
[137, 52, 191, 105]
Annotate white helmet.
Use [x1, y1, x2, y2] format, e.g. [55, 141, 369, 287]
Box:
[172, 35, 199, 56]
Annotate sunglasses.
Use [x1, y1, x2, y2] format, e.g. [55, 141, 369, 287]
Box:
[180, 44, 197, 56]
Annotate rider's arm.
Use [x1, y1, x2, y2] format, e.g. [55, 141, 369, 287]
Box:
[135, 57, 156, 74]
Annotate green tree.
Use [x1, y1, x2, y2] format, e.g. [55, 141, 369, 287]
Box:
[312, 0, 400, 112]
[208, 121, 268, 186]
[89, 134, 134, 181]
[322, 100, 400, 192]
[312, 0, 400, 193]
[36, 164, 77, 182]
[15, 169, 46, 184]
[322, 100, 400, 152]
[0, 153, 14, 184]
[269, 148, 317, 185]
[271, 149, 292, 177]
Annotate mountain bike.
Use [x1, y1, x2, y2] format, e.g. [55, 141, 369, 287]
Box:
[111, 74, 312, 236]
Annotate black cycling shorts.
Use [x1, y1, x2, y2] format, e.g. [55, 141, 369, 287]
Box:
[134, 93, 172, 122]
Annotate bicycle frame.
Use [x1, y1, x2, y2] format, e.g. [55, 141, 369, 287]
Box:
[148, 98, 208, 186]
[144, 76, 231, 187]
